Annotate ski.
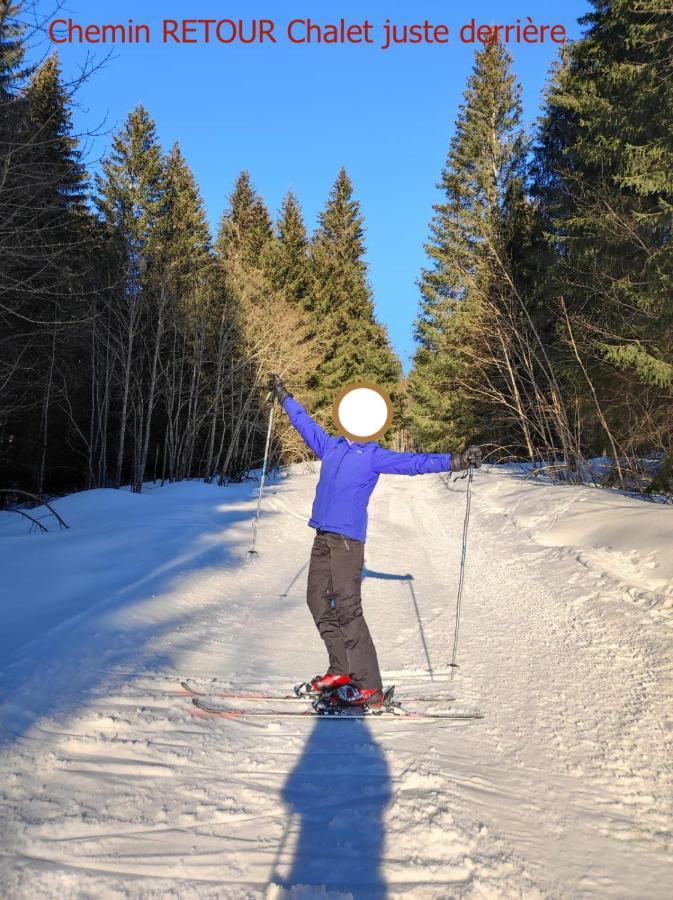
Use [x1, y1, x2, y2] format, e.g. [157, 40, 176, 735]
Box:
[191, 695, 482, 721]
[180, 680, 297, 701]
[180, 680, 456, 704]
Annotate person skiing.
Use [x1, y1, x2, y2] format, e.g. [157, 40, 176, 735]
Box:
[268, 374, 482, 710]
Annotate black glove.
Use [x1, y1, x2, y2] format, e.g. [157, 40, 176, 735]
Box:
[452, 445, 482, 472]
[267, 373, 291, 404]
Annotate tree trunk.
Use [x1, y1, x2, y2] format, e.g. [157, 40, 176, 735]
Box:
[136, 290, 166, 491]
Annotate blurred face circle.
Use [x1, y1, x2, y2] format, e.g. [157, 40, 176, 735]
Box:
[332, 382, 393, 442]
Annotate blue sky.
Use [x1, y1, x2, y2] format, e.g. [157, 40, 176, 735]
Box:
[28, 0, 591, 370]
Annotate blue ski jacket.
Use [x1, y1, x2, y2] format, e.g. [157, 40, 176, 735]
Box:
[283, 397, 453, 542]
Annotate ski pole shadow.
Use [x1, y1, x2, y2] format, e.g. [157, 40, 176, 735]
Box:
[363, 568, 435, 681]
[273, 717, 391, 898]
[278, 561, 309, 599]
[362, 566, 413, 582]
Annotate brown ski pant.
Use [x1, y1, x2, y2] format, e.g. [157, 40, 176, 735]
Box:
[306, 530, 383, 691]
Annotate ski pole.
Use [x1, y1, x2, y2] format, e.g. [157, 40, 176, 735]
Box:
[248, 394, 275, 557]
[449, 464, 474, 680]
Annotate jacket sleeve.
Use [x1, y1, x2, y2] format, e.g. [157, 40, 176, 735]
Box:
[370, 446, 453, 476]
[282, 396, 336, 460]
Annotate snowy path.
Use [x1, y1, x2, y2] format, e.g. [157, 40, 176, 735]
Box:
[1, 469, 672, 897]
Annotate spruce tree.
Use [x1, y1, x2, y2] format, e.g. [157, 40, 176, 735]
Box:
[0, 2, 38, 490]
[24, 55, 89, 245]
[268, 191, 320, 406]
[215, 171, 274, 270]
[24, 55, 93, 492]
[537, 0, 673, 463]
[409, 43, 529, 452]
[0, 49, 97, 494]
[0, 0, 29, 387]
[162, 143, 213, 302]
[271, 190, 314, 311]
[96, 104, 165, 275]
[215, 174, 317, 469]
[96, 104, 166, 486]
[0, 0, 26, 99]
[311, 168, 401, 419]
[152, 143, 220, 484]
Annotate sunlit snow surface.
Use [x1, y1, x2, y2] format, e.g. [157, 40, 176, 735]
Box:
[0, 466, 672, 897]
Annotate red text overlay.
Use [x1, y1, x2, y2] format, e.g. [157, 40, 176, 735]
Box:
[48, 17, 568, 49]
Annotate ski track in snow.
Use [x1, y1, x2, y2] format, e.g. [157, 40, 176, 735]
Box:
[0, 468, 672, 898]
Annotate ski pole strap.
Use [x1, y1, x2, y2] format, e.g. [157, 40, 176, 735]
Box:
[449, 464, 473, 680]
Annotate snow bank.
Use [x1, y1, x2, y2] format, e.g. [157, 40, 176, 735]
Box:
[477, 467, 673, 607]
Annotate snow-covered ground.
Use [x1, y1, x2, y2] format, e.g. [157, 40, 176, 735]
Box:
[1, 466, 672, 897]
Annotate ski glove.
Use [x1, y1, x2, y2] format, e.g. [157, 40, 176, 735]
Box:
[452, 445, 482, 471]
[267, 373, 291, 404]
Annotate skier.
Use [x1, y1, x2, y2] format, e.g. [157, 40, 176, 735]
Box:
[268, 374, 482, 710]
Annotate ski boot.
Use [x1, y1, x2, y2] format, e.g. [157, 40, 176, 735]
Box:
[295, 673, 352, 697]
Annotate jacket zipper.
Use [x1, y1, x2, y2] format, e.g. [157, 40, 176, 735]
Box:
[319, 443, 349, 530]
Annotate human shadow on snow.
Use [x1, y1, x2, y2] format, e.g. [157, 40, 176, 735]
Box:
[275, 716, 391, 898]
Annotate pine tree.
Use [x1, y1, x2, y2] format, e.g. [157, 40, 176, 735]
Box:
[25, 55, 87, 204]
[0, 0, 26, 99]
[215, 171, 274, 270]
[157, 143, 222, 484]
[311, 168, 401, 419]
[267, 191, 320, 407]
[215, 173, 317, 470]
[271, 190, 314, 311]
[0, 46, 99, 494]
[23, 55, 93, 492]
[96, 104, 165, 279]
[24, 54, 91, 285]
[409, 42, 529, 452]
[161, 143, 213, 302]
[0, 0, 30, 430]
[537, 0, 673, 464]
[96, 104, 166, 486]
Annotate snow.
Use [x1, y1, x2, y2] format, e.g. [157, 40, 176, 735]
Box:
[1, 466, 672, 897]
[478, 471, 673, 607]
